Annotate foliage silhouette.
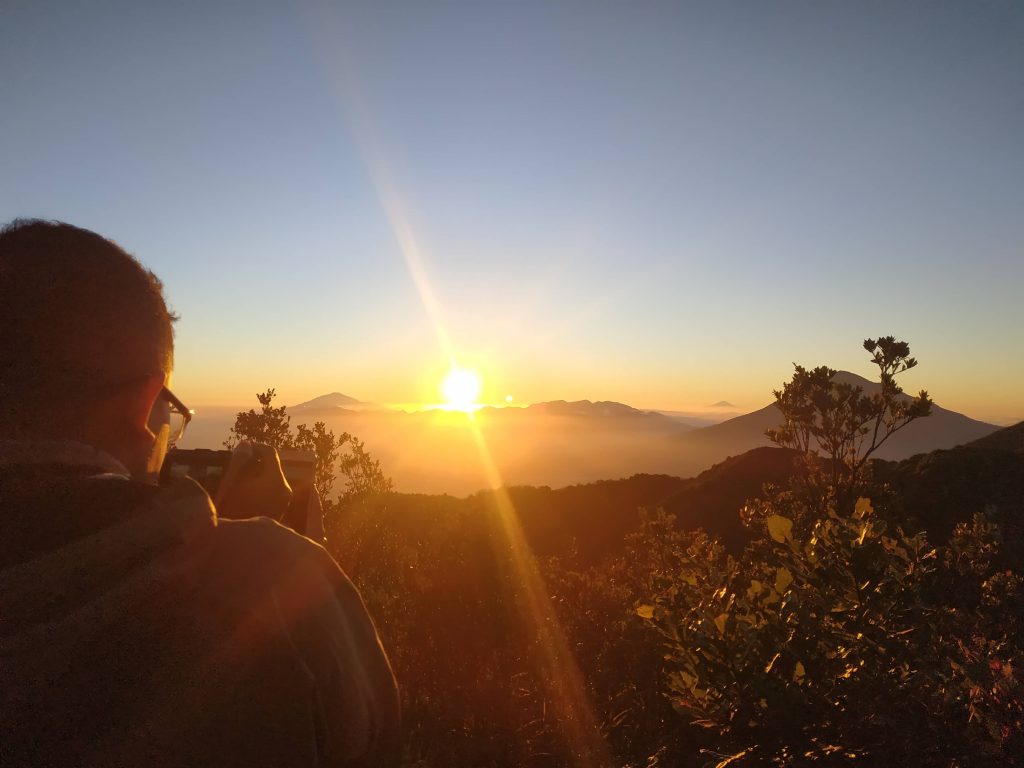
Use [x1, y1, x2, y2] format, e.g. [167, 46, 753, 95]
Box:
[766, 336, 932, 500]
[642, 338, 1022, 765]
[226, 388, 392, 506]
[219, 356, 1022, 766]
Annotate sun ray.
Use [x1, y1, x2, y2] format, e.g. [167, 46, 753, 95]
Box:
[466, 422, 612, 766]
[303, 12, 610, 762]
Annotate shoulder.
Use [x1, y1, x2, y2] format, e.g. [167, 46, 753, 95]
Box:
[213, 514, 327, 561]
[210, 516, 349, 588]
[211, 518, 376, 643]
[211, 518, 401, 765]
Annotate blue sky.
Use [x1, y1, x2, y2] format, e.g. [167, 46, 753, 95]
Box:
[2, 1, 1022, 422]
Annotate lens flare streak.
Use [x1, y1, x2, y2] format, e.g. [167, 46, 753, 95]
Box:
[466, 419, 612, 766]
[306, 12, 611, 760]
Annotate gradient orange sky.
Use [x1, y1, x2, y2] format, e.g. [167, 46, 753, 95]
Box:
[3, 2, 1022, 425]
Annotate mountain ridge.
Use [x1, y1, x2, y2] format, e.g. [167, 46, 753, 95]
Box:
[672, 369, 998, 471]
[291, 392, 365, 410]
[182, 372, 1001, 495]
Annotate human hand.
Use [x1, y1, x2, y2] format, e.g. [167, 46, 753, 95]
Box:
[277, 483, 326, 543]
[214, 442, 293, 521]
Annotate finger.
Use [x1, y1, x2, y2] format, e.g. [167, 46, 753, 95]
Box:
[249, 444, 291, 490]
[248, 443, 282, 473]
[215, 442, 255, 507]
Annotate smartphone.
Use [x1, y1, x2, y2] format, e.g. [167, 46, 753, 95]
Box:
[161, 447, 322, 540]
[162, 447, 316, 497]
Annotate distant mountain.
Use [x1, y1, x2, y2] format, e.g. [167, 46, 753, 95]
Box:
[291, 392, 365, 411]
[709, 400, 736, 408]
[670, 371, 999, 477]
[654, 409, 739, 428]
[527, 399, 693, 429]
[180, 374, 1001, 496]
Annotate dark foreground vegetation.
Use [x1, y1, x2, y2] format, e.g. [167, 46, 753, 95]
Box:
[231, 339, 1023, 767]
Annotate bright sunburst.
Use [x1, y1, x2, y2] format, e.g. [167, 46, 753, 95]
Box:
[441, 367, 482, 411]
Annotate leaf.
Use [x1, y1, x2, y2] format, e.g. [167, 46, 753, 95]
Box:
[793, 661, 806, 682]
[775, 566, 793, 594]
[714, 612, 729, 636]
[709, 748, 754, 767]
[854, 497, 873, 519]
[856, 522, 871, 546]
[636, 604, 655, 620]
[767, 515, 793, 544]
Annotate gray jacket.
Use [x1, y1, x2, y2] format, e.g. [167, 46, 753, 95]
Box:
[0, 441, 400, 767]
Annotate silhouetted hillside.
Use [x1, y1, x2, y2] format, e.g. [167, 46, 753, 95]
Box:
[368, 437, 1023, 573]
[966, 420, 1024, 453]
[382, 474, 690, 567]
[661, 447, 799, 550]
[876, 445, 1024, 541]
[376, 448, 801, 566]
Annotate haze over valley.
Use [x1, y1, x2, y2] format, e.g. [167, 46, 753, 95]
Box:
[180, 371, 1001, 496]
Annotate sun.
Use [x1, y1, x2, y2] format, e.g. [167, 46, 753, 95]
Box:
[441, 367, 482, 411]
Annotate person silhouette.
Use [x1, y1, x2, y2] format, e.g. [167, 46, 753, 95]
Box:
[0, 219, 399, 767]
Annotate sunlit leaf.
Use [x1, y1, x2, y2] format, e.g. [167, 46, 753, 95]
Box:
[712, 748, 754, 767]
[636, 604, 655, 620]
[775, 566, 793, 593]
[856, 524, 869, 545]
[854, 497, 873, 519]
[793, 661, 806, 682]
[767, 514, 793, 544]
[714, 612, 729, 636]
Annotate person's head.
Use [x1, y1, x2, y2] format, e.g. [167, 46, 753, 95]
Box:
[0, 219, 178, 481]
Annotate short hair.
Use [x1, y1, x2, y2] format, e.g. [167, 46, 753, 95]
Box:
[0, 219, 177, 434]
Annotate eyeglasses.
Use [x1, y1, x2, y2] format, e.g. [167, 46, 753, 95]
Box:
[161, 385, 193, 447]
